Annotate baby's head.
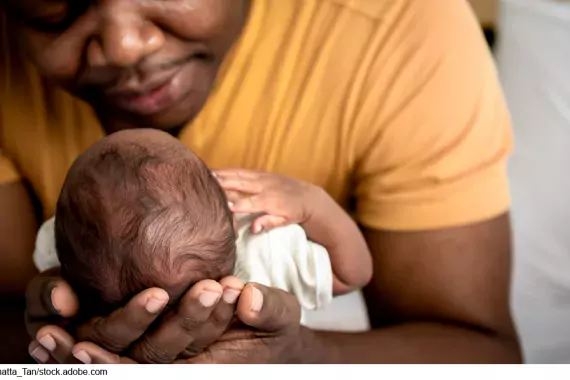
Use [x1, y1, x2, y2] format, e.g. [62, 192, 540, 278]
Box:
[55, 129, 236, 316]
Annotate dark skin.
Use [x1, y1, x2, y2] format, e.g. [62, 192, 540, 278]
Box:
[0, 183, 38, 294]
[0, 0, 521, 363]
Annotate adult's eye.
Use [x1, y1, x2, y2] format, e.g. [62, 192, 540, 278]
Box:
[24, 2, 90, 33]
[28, 14, 75, 33]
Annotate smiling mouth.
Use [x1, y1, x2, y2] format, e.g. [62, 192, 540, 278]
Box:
[110, 74, 177, 99]
[103, 50, 214, 114]
[119, 81, 171, 103]
[104, 51, 212, 97]
[157, 51, 214, 71]
[108, 71, 182, 115]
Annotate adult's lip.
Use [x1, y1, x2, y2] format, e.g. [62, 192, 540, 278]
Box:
[101, 50, 211, 98]
[93, 50, 213, 116]
[104, 66, 185, 116]
[103, 67, 181, 98]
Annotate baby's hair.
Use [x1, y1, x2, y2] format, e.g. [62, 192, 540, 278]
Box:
[55, 130, 235, 312]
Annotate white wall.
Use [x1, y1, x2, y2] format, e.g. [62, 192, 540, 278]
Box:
[496, 0, 570, 363]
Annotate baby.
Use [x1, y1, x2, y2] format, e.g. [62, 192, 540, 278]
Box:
[33, 129, 372, 324]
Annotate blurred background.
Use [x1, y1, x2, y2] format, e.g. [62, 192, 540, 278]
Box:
[468, 0, 499, 47]
[472, 0, 570, 364]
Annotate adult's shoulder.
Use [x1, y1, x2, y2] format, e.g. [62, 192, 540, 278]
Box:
[319, 0, 399, 19]
[343, 0, 513, 231]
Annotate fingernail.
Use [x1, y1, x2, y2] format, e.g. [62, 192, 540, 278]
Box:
[50, 286, 61, 313]
[223, 288, 241, 304]
[73, 350, 92, 364]
[38, 334, 56, 352]
[250, 287, 263, 312]
[253, 225, 263, 234]
[145, 297, 167, 314]
[30, 346, 50, 363]
[199, 290, 221, 307]
[228, 202, 234, 208]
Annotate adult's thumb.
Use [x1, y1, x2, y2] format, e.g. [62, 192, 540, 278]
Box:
[236, 283, 301, 332]
[26, 268, 79, 319]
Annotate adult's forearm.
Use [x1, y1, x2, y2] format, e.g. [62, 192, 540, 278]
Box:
[299, 322, 522, 364]
[0, 295, 35, 363]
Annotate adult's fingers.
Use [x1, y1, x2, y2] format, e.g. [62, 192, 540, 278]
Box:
[26, 270, 79, 319]
[75, 288, 169, 354]
[72, 342, 136, 364]
[179, 276, 244, 357]
[26, 272, 80, 338]
[28, 325, 78, 364]
[236, 283, 301, 332]
[28, 341, 58, 364]
[30, 325, 79, 364]
[128, 279, 229, 363]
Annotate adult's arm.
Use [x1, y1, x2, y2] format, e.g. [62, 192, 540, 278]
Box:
[0, 180, 40, 363]
[0, 180, 38, 294]
[299, 214, 521, 363]
[295, 0, 521, 363]
[0, 96, 39, 294]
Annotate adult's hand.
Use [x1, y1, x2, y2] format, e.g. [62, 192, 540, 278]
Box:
[26, 270, 244, 364]
[73, 283, 306, 364]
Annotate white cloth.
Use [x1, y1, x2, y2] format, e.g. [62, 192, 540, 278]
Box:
[233, 214, 333, 315]
[33, 217, 60, 273]
[497, 0, 570, 363]
[33, 214, 334, 325]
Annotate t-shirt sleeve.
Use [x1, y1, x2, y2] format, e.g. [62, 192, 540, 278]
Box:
[0, 152, 20, 184]
[352, 0, 512, 231]
[0, 113, 21, 185]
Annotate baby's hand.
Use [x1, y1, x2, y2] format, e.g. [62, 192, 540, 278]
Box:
[213, 169, 325, 234]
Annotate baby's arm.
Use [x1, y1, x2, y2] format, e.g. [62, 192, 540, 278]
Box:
[300, 187, 372, 294]
[214, 169, 372, 295]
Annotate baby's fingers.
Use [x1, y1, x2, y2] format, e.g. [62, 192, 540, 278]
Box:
[214, 172, 264, 195]
[229, 196, 270, 215]
[224, 190, 248, 204]
[213, 169, 262, 180]
[251, 215, 289, 234]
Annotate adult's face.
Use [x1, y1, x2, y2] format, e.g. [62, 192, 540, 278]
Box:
[4, 0, 249, 132]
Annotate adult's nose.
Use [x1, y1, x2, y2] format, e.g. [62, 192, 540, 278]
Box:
[87, 1, 164, 68]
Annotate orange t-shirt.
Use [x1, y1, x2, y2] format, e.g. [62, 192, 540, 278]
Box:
[0, 0, 512, 230]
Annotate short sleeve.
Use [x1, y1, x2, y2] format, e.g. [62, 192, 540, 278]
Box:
[0, 110, 21, 185]
[0, 153, 20, 184]
[352, 0, 512, 231]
